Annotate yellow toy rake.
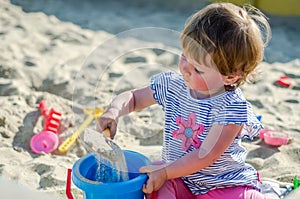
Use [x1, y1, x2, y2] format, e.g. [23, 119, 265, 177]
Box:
[58, 108, 104, 153]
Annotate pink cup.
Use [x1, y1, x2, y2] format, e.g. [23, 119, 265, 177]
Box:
[259, 129, 289, 146]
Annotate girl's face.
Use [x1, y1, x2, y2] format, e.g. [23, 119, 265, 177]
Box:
[179, 53, 225, 98]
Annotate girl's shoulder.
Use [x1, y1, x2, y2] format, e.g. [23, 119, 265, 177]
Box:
[208, 88, 246, 106]
[155, 71, 181, 80]
[220, 88, 248, 106]
[151, 71, 184, 86]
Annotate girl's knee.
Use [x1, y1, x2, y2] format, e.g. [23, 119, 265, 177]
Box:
[244, 188, 280, 199]
[145, 180, 176, 199]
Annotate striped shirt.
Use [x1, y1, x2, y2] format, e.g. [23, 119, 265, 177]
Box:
[150, 71, 263, 195]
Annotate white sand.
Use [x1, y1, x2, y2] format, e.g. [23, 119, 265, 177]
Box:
[0, 0, 300, 198]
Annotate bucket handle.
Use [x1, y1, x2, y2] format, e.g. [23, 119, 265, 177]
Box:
[66, 168, 74, 199]
[150, 191, 157, 199]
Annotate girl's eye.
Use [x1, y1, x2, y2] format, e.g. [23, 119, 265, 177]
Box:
[181, 54, 187, 61]
[194, 68, 204, 74]
[181, 53, 204, 74]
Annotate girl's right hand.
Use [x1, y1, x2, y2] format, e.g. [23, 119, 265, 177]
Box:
[96, 87, 156, 139]
[96, 111, 118, 139]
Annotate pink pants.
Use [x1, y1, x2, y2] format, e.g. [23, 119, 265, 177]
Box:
[145, 178, 279, 199]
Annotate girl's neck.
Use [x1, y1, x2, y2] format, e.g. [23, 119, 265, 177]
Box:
[190, 86, 226, 99]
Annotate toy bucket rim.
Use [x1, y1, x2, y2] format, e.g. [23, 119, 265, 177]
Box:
[72, 150, 149, 193]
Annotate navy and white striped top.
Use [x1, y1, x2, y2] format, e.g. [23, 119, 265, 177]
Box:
[150, 71, 263, 195]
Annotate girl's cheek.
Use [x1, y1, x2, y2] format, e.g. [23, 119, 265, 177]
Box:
[196, 77, 210, 90]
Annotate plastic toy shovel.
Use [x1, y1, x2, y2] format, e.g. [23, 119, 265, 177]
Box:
[58, 109, 104, 153]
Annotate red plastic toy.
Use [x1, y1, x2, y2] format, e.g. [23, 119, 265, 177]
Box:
[30, 100, 62, 154]
[39, 100, 62, 134]
[276, 76, 292, 87]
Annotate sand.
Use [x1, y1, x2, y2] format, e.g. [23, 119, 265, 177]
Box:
[0, 0, 300, 198]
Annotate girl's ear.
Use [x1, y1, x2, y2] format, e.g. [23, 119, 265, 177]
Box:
[223, 75, 241, 86]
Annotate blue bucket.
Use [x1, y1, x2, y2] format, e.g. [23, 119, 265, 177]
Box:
[72, 150, 150, 199]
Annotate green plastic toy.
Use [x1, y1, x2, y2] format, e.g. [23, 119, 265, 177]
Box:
[294, 176, 300, 189]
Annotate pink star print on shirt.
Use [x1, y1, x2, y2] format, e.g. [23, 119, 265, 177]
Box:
[172, 112, 205, 151]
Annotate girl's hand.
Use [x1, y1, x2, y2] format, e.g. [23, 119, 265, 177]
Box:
[96, 111, 118, 139]
[96, 87, 156, 139]
[139, 164, 168, 194]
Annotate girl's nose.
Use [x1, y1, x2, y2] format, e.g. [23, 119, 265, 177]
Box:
[182, 62, 192, 76]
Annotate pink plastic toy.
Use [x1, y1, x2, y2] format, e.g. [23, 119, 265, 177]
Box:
[30, 130, 59, 154]
[259, 129, 289, 146]
[30, 100, 62, 154]
[39, 100, 62, 134]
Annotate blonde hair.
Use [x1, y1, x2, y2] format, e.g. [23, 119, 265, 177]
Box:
[180, 3, 271, 90]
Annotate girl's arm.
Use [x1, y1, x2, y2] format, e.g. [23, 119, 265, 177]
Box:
[165, 124, 243, 177]
[97, 86, 156, 138]
[140, 123, 243, 193]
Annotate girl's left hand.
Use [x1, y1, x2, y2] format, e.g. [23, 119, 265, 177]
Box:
[139, 164, 169, 194]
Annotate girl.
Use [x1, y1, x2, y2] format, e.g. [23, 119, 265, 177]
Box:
[97, 2, 275, 199]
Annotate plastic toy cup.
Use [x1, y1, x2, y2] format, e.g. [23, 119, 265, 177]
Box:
[70, 150, 150, 199]
[30, 131, 59, 154]
[259, 129, 289, 146]
[276, 76, 292, 87]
